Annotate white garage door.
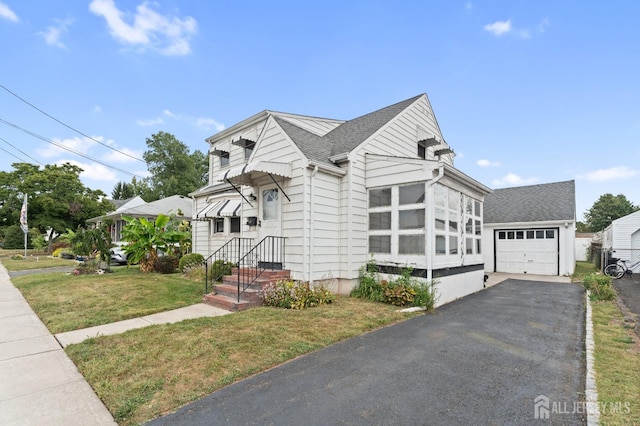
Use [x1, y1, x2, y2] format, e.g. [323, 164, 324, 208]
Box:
[495, 229, 558, 275]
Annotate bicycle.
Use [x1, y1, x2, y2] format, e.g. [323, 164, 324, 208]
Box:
[604, 257, 640, 279]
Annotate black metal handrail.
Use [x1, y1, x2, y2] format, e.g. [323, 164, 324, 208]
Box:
[204, 237, 253, 294]
[235, 236, 286, 302]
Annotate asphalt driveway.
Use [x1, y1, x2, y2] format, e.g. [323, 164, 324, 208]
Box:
[149, 279, 586, 425]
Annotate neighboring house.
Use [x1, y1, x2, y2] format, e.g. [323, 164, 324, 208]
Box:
[483, 180, 576, 276]
[191, 93, 491, 306]
[88, 195, 192, 242]
[601, 210, 640, 262]
[575, 232, 596, 262]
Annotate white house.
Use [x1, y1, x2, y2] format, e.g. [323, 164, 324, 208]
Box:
[483, 180, 576, 276]
[191, 94, 491, 308]
[88, 195, 192, 242]
[602, 210, 640, 262]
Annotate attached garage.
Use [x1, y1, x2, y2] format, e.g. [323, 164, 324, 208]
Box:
[495, 228, 559, 275]
[483, 181, 576, 276]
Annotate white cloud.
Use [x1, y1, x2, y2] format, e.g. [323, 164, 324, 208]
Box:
[484, 18, 549, 39]
[537, 17, 550, 33]
[196, 117, 225, 132]
[163, 109, 178, 119]
[93, 105, 102, 113]
[37, 136, 95, 158]
[484, 20, 511, 36]
[0, 2, 18, 22]
[492, 173, 539, 187]
[464, 2, 472, 13]
[58, 159, 118, 182]
[579, 166, 638, 182]
[477, 159, 501, 167]
[89, 0, 197, 56]
[39, 18, 73, 49]
[136, 117, 163, 126]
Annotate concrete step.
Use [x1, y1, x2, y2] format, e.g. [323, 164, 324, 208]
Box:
[202, 293, 260, 312]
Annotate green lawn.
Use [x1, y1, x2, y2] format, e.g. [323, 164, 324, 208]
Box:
[591, 300, 640, 425]
[1, 255, 80, 271]
[11, 267, 204, 333]
[65, 297, 419, 425]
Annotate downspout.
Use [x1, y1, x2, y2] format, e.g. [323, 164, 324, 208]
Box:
[425, 165, 445, 282]
[309, 165, 319, 284]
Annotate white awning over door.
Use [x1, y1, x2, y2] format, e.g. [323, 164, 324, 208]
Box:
[214, 161, 292, 185]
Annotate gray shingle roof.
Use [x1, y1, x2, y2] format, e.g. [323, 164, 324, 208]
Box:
[272, 95, 423, 165]
[273, 116, 334, 165]
[484, 180, 575, 224]
[326, 94, 423, 157]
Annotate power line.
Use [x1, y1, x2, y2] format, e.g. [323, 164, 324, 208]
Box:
[0, 118, 145, 179]
[0, 136, 43, 165]
[0, 84, 146, 163]
[0, 144, 27, 163]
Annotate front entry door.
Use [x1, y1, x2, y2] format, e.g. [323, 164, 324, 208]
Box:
[259, 184, 282, 240]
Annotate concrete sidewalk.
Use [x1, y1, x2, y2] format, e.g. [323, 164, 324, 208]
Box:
[56, 303, 231, 347]
[0, 263, 230, 425]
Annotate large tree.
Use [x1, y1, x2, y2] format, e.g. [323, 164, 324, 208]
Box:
[141, 131, 208, 201]
[111, 181, 135, 200]
[583, 193, 639, 231]
[0, 162, 113, 250]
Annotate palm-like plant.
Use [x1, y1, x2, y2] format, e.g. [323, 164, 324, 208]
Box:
[120, 214, 191, 272]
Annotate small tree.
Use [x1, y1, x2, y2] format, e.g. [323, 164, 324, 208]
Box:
[67, 222, 113, 270]
[583, 193, 639, 231]
[120, 214, 191, 272]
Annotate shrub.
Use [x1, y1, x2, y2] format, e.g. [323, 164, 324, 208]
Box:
[261, 280, 335, 309]
[179, 253, 204, 272]
[155, 255, 179, 274]
[11, 254, 23, 260]
[351, 258, 386, 302]
[351, 258, 438, 311]
[583, 273, 616, 301]
[208, 259, 234, 282]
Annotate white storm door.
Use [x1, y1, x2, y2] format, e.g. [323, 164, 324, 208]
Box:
[258, 185, 282, 239]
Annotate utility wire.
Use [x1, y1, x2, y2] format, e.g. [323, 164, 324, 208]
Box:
[0, 84, 146, 163]
[0, 136, 43, 165]
[0, 118, 145, 179]
[0, 144, 28, 163]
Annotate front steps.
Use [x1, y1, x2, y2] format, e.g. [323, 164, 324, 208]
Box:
[203, 268, 291, 312]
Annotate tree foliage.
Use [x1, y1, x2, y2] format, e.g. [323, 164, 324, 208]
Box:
[583, 193, 639, 231]
[120, 213, 191, 272]
[111, 181, 135, 200]
[0, 163, 114, 250]
[140, 131, 208, 201]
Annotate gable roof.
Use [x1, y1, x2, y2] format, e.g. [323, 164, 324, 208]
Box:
[271, 94, 424, 165]
[484, 180, 575, 224]
[325, 94, 423, 156]
[273, 116, 335, 165]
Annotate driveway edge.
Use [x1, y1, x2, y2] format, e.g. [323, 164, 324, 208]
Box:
[585, 290, 600, 425]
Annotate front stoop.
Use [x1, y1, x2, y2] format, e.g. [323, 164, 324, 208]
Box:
[203, 268, 291, 312]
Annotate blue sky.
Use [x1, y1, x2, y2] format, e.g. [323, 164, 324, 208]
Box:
[1, 1, 639, 221]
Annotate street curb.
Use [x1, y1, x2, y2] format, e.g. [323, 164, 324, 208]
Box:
[585, 291, 600, 426]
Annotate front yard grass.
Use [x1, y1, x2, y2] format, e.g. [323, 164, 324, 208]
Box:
[11, 267, 204, 333]
[0, 254, 78, 271]
[65, 297, 419, 425]
[591, 300, 640, 425]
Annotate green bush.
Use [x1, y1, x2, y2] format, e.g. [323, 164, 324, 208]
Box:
[11, 254, 23, 260]
[178, 253, 204, 272]
[208, 259, 234, 282]
[583, 273, 616, 301]
[351, 258, 386, 302]
[261, 280, 335, 309]
[155, 255, 179, 274]
[351, 258, 438, 311]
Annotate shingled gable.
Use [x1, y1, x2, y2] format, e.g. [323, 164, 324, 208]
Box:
[326, 94, 423, 157]
[484, 180, 575, 224]
[271, 94, 424, 166]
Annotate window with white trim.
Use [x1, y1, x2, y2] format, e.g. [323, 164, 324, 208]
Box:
[368, 183, 426, 256]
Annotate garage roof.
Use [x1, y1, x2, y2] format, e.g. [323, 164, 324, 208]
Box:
[484, 180, 575, 224]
